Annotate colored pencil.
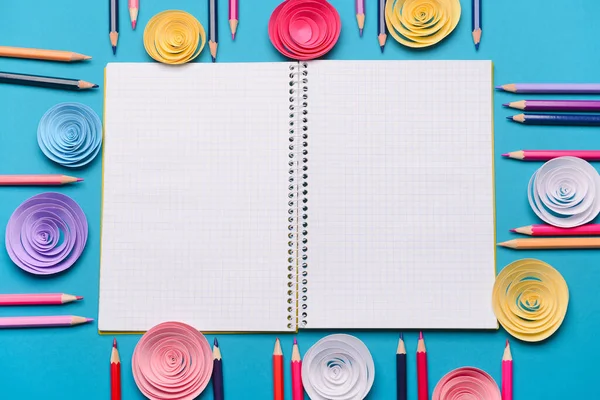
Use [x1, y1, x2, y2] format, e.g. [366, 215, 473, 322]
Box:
[0, 46, 91, 62]
[111, 338, 121, 400]
[498, 238, 600, 250]
[0, 293, 82, 306]
[129, 0, 139, 30]
[502, 150, 600, 161]
[209, 0, 219, 62]
[0, 175, 83, 186]
[109, 0, 119, 55]
[504, 100, 600, 112]
[496, 83, 600, 94]
[396, 334, 407, 400]
[292, 338, 303, 400]
[0, 315, 93, 328]
[356, 0, 365, 37]
[502, 340, 513, 400]
[213, 338, 224, 400]
[472, 0, 481, 49]
[417, 332, 428, 400]
[0, 72, 98, 91]
[378, 0, 387, 53]
[507, 113, 600, 126]
[229, 0, 238, 40]
[273, 338, 284, 400]
[511, 224, 600, 236]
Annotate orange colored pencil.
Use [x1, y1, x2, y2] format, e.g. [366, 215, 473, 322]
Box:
[291, 338, 303, 400]
[273, 338, 284, 400]
[111, 338, 121, 400]
[498, 237, 600, 250]
[0, 46, 91, 62]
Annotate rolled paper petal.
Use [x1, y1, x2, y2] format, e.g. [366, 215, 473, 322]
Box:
[37, 102, 102, 168]
[302, 334, 374, 400]
[385, 0, 461, 48]
[527, 156, 600, 228]
[492, 258, 569, 342]
[5, 192, 88, 275]
[269, 0, 341, 61]
[132, 321, 213, 400]
[433, 367, 501, 400]
[144, 10, 206, 64]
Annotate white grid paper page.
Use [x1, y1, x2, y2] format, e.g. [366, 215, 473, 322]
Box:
[99, 63, 294, 332]
[304, 60, 496, 329]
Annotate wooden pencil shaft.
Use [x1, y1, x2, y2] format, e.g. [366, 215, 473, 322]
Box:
[110, 0, 119, 32]
[0, 46, 89, 62]
[0, 71, 84, 90]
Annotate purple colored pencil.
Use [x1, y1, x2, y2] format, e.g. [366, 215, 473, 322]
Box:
[212, 338, 224, 400]
[504, 100, 600, 112]
[356, 0, 365, 37]
[508, 113, 600, 126]
[496, 83, 600, 94]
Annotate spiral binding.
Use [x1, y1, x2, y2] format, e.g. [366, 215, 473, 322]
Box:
[286, 62, 309, 330]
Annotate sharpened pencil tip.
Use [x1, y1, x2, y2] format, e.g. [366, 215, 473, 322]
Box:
[211, 56, 216, 63]
[359, 28, 363, 37]
[293, 337, 297, 345]
[419, 331, 423, 339]
[495, 86, 503, 90]
[506, 116, 513, 120]
[501, 153, 508, 157]
[506, 339, 509, 346]
[214, 337, 219, 346]
[380, 45, 385, 53]
[113, 338, 117, 348]
[76, 296, 83, 300]
[132, 20, 137, 30]
[86, 318, 94, 323]
[502, 103, 509, 107]
[232, 33, 236, 40]
[92, 84, 99, 88]
[399, 332, 403, 339]
[76, 178, 84, 182]
[509, 228, 516, 233]
[475, 43, 479, 51]
[83, 56, 92, 60]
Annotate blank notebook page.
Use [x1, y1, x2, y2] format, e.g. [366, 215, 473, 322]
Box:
[304, 60, 496, 329]
[100, 63, 292, 332]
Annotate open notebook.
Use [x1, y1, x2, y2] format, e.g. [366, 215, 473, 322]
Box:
[99, 60, 496, 332]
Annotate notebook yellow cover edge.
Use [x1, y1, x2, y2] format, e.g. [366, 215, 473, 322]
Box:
[491, 62, 499, 330]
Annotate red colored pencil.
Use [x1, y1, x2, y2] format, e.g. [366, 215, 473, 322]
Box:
[502, 340, 513, 400]
[503, 150, 600, 161]
[512, 224, 600, 236]
[111, 338, 121, 400]
[273, 338, 284, 400]
[292, 338, 303, 400]
[417, 332, 428, 400]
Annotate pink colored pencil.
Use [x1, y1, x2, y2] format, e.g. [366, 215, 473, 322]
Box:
[512, 224, 600, 236]
[0, 174, 83, 186]
[502, 340, 513, 400]
[417, 332, 428, 400]
[129, 0, 139, 30]
[292, 338, 304, 400]
[229, 0, 238, 40]
[503, 150, 600, 161]
[356, 0, 365, 37]
[0, 293, 83, 306]
[0, 315, 93, 328]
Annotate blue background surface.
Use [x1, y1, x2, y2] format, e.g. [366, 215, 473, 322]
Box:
[1, 0, 599, 398]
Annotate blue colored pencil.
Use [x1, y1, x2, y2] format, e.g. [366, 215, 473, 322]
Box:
[212, 338, 224, 400]
[472, 0, 481, 49]
[508, 113, 600, 126]
[396, 334, 407, 400]
[378, 0, 387, 53]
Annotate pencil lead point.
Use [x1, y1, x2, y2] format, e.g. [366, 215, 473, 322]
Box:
[495, 85, 503, 90]
[112, 46, 117, 55]
[293, 337, 297, 345]
[232, 33, 236, 40]
[506, 116, 513, 120]
[419, 331, 423, 339]
[359, 29, 363, 37]
[214, 337, 219, 346]
[509, 228, 516, 233]
[92, 84, 99, 88]
[211, 56, 216, 63]
[83, 56, 92, 60]
[380, 45, 385, 53]
[506, 339, 509, 346]
[399, 332, 403, 340]
[276, 337, 280, 343]
[76, 295, 83, 300]
[132, 20, 137, 30]
[86, 318, 94, 323]
[475, 43, 480, 51]
[501, 153, 508, 157]
[113, 337, 117, 348]
[76, 178, 84, 182]
[502, 103, 509, 107]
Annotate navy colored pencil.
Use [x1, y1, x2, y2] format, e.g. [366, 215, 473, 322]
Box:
[508, 113, 600, 126]
[213, 338, 224, 400]
[472, 0, 481, 49]
[209, 0, 219, 62]
[396, 334, 407, 400]
[378, 0, 387, 53]
[0, 71, 98, 91]
[109, 0, 119, 54]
